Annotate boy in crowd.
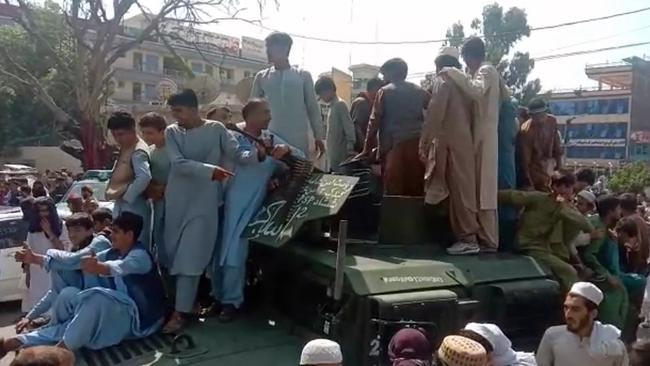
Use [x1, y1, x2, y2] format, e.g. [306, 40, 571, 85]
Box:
[614, 217, 647, 304]
[1, 212, 164, 354]
[105, 111, 152, 248]
[498, 170, 595, 292]
[139, 112, 170, 262]
[314, 76, 356, 172]
[575, 168, 596, 193]
[619, 193, 649, 274]
[91, 208, 113, 234]
[13, 213, 112, 333]
[581, 195, 629, 329]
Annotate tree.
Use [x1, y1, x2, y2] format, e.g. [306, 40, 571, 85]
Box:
[608, 162, 650, 194]
[444, 3, 542, 105]
[0, 0, 269, 169]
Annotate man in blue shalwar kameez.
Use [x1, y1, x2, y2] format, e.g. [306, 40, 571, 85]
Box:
[0, 212, 165, 355]
[211, 99, 305, 321]
[13, 213, 112, 333]
[162, 89, 264, 333]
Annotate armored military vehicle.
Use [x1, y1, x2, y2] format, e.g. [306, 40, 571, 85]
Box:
[75, 170, 562, 366]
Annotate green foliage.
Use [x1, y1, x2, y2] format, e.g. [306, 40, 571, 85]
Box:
[608, 162, 650, 194]
[0, 2, 76, 152]
[444, 2, 541, 105]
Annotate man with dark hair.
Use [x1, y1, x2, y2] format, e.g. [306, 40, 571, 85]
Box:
[13, 212, 112, 334]
[356, 57, 430, 196]
[420, 47, 480, 255]
[251, 32, 324, 158]
[206, 106, 232, 124]
[442, 36, 508, 251]
[581, 195, 628, 328]
[350, 77, 383, 152]
[163, 89, 263, 332]
[619, 192, 649, 274]
[9, 346, 75, 366]
[1, 212, 164, 354]
[139, 112, 170, 263]
[314, 76, 355, 171]
[91, 208, 113, 234]
[517, 98, 563, 192]
[537, 282, 628, 366]
[498, 169, 595, 291]
[575, 168, 596, 193]
[105, 110, 152, 248]
[210, 98, 301, 321]
[80, 185, 98, 214]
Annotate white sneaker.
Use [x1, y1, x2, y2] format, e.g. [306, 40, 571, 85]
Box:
[446, 241, 480, 255]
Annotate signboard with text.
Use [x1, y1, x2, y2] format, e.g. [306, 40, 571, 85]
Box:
[240, 36, 267, 61]
[245, 174, 358, 247]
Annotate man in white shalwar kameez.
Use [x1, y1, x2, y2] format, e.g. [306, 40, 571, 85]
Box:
[536, 282, 628, 366]
[443, 37, 505, 254]
[250, 32, 325, 159]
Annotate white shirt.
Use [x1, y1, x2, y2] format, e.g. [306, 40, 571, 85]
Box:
[536, 324, 628, 366]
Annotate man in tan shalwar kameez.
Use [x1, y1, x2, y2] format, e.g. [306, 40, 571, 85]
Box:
[443, 37, 507, 252]
[420, 47, 480, 255]
[517, 98, 564, 192]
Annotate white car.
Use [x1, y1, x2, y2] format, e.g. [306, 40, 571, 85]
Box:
[0, 206, 27, 303]
[55, 179, 114, 220]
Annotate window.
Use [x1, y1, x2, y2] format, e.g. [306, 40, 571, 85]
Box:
[191, 61, 204, 74]
[117, 80, 125, 88]
[132, 82, 142, 102]
[205, 64, 214, 76]
[133, 52, 143, 71]
[552, 98, 630, 115]
[220, 67, 234, 82]
[244, 70, 253, 78]
[144, 83, 156, 101]
[143, 54, 160, 73]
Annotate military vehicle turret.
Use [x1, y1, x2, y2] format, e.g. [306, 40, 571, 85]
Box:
[75, 169, 562, 366]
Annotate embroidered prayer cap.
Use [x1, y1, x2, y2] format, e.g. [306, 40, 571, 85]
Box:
[527, 98, 548, 115]
[300, 339, 343, 365]
[437, 335, 487, 366]
[569, 281, 604, 306]
[577, 190, 596, 204]
[438, 46, 460, 60]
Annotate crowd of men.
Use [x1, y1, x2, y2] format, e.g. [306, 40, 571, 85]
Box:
[3, 29, 650, 365]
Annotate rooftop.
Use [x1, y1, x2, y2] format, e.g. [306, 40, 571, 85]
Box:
[585, 56, 650, 88]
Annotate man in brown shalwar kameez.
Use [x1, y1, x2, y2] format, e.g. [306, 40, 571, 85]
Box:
[517, 98, 563, 192]
[356, 58, 430, 196]
[420, 47, 480, 255]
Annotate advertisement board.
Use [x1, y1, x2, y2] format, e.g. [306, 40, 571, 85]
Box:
[241, 36, 267, 61]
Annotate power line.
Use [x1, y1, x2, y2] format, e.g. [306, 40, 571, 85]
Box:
[538, 24, 650, 54]
[405, 41, 650, 79]
[239, 6, 650, 45]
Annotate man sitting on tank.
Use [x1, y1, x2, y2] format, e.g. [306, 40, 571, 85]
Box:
[0, 212, 165, 355]
[498, 169, 595, 292]
[13, 213, 112, 333]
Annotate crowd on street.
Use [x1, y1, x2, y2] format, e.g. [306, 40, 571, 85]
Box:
[3, 31, 650, 366]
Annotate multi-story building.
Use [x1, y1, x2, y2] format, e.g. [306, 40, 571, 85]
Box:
[549, 56, 650, 168]
[110, 15, 269, 114]
[348, 63, 379, 97]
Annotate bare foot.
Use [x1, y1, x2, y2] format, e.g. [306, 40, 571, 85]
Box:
[162, 312, 186, 334]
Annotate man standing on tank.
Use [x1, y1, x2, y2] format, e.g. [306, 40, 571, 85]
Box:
[442, 37, 506, 253]
[250, 32, 325, 159]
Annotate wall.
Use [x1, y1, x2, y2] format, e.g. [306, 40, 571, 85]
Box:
[0, 147, 83, 174]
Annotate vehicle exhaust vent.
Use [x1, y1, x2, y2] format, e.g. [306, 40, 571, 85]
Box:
[79, 333, 172, 366]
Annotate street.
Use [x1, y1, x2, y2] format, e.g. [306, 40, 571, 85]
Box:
[0, 301, 20, 366]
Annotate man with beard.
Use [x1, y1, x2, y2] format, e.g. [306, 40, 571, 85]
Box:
[536, 282, 628, 366]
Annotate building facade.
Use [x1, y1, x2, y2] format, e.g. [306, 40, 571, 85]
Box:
[549, 57, 650, 168]
[348, 63, 379, 97]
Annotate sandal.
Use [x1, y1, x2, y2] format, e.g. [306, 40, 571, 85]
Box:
[162, 312, 186, 334]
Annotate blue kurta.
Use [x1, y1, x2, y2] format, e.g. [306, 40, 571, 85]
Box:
[113, 150, 152, 248]
[25, 235, 112, 320]
[150, 145, 171, 264]
[17, 244, 164, 350]
[163, 121, 258, 275]
[251, 66, 324, 155]
[211, 131, 305, 307]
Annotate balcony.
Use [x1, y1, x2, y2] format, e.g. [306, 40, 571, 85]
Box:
[585, 60, 633, 89]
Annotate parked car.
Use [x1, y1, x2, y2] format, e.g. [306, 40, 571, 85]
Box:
[80, 170, 112, 182]
[0, 206, 27, 303]
[55, 179, 113, 219]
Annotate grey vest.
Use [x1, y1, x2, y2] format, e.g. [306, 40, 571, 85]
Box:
[379, 81, 427, 154]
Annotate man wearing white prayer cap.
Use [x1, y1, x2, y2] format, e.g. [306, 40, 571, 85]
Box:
[536, 282, 628, 366]
[461, 323, 536, 365]
[420, 45, 482, 256]
[300, 339, 343, 366]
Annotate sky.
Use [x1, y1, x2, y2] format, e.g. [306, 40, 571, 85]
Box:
[148, 0, 650, 91]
